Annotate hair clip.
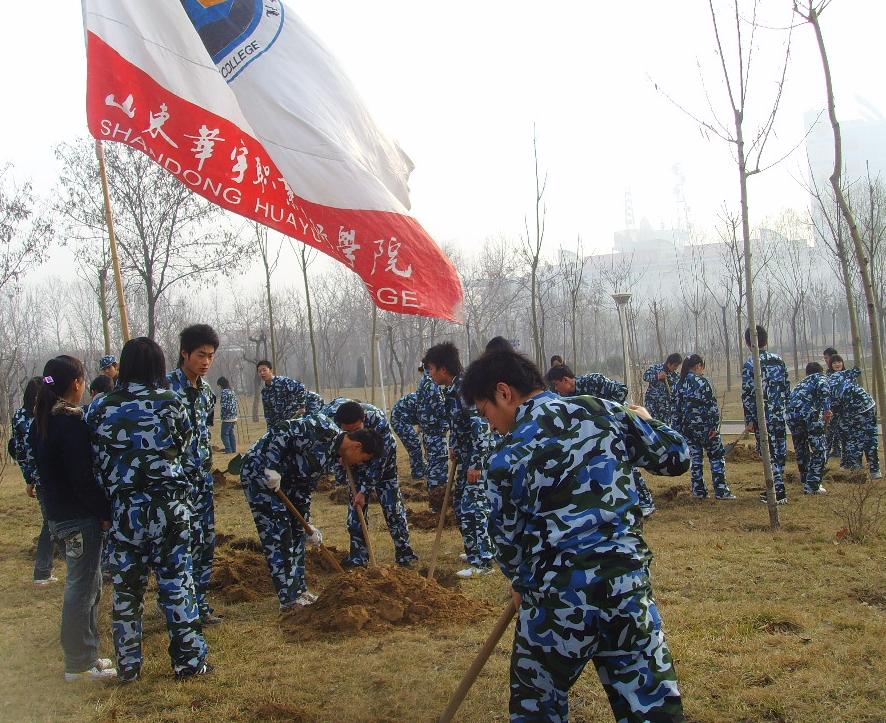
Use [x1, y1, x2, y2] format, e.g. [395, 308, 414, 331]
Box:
[43, 376, 54, 385]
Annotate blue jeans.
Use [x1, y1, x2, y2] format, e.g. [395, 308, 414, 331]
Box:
[34, 488, 57, 580]
[48, 517, 105, 673]
[220, 421, 237, 453]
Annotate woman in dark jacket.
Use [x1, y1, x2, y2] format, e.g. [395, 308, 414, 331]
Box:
[29, 355, 116, 681]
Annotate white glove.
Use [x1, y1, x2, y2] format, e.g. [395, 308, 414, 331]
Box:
[264, 468, 281, 492]
[307, 528, 323, 547]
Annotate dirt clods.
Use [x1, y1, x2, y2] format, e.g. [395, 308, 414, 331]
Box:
[305, 545, 347, 576]
[408, 506, 457, 530]
[328, 486, 350, 505]
[211, 538, 273, 603]
[725, 444, 760, 463]
[825, 469, 870, 484]
[279, 565, 493, 639]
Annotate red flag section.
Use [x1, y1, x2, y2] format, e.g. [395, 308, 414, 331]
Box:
[83, 5, 463, 322]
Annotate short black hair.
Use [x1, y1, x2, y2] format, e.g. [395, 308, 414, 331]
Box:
[550, 354, 564, 366]
[256, 360, 273, 370]
[217, 376, 230, 389]
[823, 347, 838, 357]
[485, 336, 515, 353]
[744, 325, 768, 348]
[806, 362, 824, 375]
[334, 400, 365, 425]
[180, 324, 220, 355]
[22, 376, 42, 413]
[422, 342, 463, 376]
[89, 375, 114, 395]
[545, 365, 576, 383]
[347, 428, 384, 459]
[828, 354, 844, 371]
[461, 350, 545, 406]
[666, 353, 683, 366]
[118, 337, 168, 388]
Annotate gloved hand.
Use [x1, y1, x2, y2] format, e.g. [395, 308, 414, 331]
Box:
[264, 468, 281, 492]
[307, 527, 323, 547]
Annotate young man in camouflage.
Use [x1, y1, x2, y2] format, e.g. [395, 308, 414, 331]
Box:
[304, 389, 326, 415]
[741, 326, 791, 504]
[548, 365, 657, 517]
[643, 353, 682, 425]
[322, 398, 417, 568]
[99, 355, 119, 384]
[390, 391, 426, 480]
[827, 363, 881, 479]
[257, 360, 307, 426]
[240, 414, 383, 609]
[462, 350, 688, 722]
[786, 362, 833, 494]
[415, 366, 450, 507]
[167, 324, 221, 625]
[90, 337, 210, 681]
[424, 342, 495, 578]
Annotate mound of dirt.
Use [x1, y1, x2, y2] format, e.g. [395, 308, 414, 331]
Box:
[315, 475, 335, 492]
[726, 444, 760, 463]
[305, 545, 347, 576]
[825, 469, 870, 484]
[399, 484, 428, 502]
[328, 486, 350, 505]
[210, 544, 274, 603]
[279, 565, 493, 638]
[408, 506, 457, 530]
[215, 534, 263, 553]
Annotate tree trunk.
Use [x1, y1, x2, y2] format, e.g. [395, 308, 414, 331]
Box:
[370, 305, 378, 405]
[98, 269, 111, 355]
[263, 263, 277, 370]
[722, 304, 732, 391]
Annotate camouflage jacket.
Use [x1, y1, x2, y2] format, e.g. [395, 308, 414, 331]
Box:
[11, 407, 40, 486]
[391, 391, 419, 427]
[261, 375, 307, 426]
[89, 382, 193, 498]
[827, 367, 875, 417]
[484, 391, 689, 598]
[574, 373, 628, 403]
[672, 372, 720, 438]
[220, 388, 238, 421]
[741, 351, 790, 425]
[643, 363, 677, 405]
[446, 375, 494, 470]
[304, 390, 325, 415]
[321, 397, 396, 495]
[415, 371, 449, 434]
[787, 373, 831, 426]
[166, 367, 216, 490]
[241, 413, 341, 491]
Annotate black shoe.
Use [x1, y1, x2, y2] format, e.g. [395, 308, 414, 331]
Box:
[117, 671, 141, 684]
[397, 555, 419, 568]
[200, 613, 223, 626]
[176, 662, 214, 680]
[341, 558, 366, 570]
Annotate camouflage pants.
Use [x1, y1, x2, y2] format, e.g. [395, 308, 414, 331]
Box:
[754, 420, 787, 494]
[345, 480, 417, 566]
[107, 493, 207, 679]
[453, 466, 494, 566]
[632, 470, 656, 515]
[391, 414, 425, 479]
[190, 478, 216, 617]
[644, 393, 673, 427]
[826, 418, 842, 458]
[242, 479, 309, 606]
[685, 429, 728, 497]
[511, 571, 683, 722]
[423, 432, 449, 491]
[838, 409, 880, 475]
[787, 419, 826, 491]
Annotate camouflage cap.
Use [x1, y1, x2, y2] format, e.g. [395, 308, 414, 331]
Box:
[99, 355, 118, 370]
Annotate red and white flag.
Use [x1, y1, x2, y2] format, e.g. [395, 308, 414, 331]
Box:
[82, 0, 463, 321]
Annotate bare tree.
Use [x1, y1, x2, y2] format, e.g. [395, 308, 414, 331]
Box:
[559, 237, 587, 366]
[254, 223, 282, 368]
[0, 165, 51, 294]
[520, 126, 547, 368]
[293, 241, 321, 392]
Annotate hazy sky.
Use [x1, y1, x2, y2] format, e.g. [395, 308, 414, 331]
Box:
[5, 1, 885, 281]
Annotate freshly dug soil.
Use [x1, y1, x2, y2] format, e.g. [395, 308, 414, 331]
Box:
[826, 469, 870, 484]
[212, 469, 240, 488]
[408, 506, 457, 530]
[328, 486, 350, 505]
[211, 544, 273, 603]
[305, 545, 347, 576]
[726, 444, 760, 463]
[315, 475, 335, 492]
[279, 565, 493, 638]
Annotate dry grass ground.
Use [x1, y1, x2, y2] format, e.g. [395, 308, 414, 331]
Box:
[1, 396, 884, 722]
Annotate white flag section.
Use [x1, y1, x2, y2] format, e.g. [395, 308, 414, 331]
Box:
[82, 0, 464, 321]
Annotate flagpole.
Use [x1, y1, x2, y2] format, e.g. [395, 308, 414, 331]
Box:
[95, 139, 131, 342]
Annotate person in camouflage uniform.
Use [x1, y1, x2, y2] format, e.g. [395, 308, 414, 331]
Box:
[12, 377, 59, 584]
[322, 398, 417, 567]
[390, 391, 425, 479]
[303, 389, 325, 416]
[90, 337, 210, 681]
[742, 326, 791, 504]
[827, 359, 881, 479]
[642, 353, 682, 425]
[548, 365, 657, 517]
[257, 360, 307, 426]
[240, 415, 384, 608]
[823, 348, 842, 459]
[787, 362, 832, 494]
[673, 355, 734, 500]
[167, 324, 220, 625]
[424, 342, 496, 577]
[415, 367, 450, 502]
[462, 350, 688, 722]
[99, 355, 119, 384]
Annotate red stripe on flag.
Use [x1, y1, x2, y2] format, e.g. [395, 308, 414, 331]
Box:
[86, 32, 464, 322]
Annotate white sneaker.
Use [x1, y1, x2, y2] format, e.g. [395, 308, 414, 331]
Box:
[455, 566, 494, 579]
[94, 658, 115, 671]
[65, 666, 117, 682]
[458, 553, 468, 562]
[804, 487, 828, 495]
[33, 576, 59, 586]
[294, 591, 317, 607]
[302, 591, 319, 603]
